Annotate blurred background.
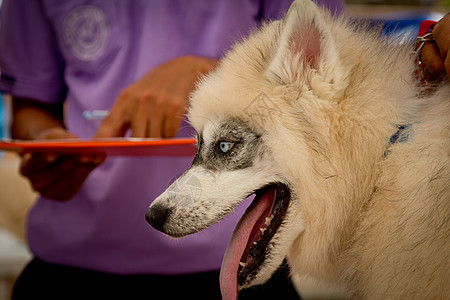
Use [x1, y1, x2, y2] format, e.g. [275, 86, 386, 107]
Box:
[0, 0, 448, 299]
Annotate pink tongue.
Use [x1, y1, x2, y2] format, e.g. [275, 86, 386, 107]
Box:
[220, 189, 275, 300]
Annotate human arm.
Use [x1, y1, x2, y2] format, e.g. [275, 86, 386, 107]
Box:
[11, 54, 217, 200]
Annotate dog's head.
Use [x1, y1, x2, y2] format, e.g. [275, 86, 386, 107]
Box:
[146, 0, 392, 298]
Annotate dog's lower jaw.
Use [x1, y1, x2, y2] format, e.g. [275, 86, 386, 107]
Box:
[237, 241, 287, 289]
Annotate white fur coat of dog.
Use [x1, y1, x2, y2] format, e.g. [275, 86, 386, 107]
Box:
[148, 1, 449, 298]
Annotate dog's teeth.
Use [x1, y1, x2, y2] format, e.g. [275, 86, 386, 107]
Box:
[239, 262, 246, 267]
[253, 242, 257, 246]
[260, 227, 267, 234]
[265, 215, 274, 226]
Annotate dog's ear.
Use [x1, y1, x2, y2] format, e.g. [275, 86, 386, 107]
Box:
[265, 0, 344, 88]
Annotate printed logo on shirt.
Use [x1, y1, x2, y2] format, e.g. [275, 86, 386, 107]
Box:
[63, 5, 108, 61]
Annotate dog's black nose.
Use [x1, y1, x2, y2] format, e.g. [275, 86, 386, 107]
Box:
[145, 204, 168, 232]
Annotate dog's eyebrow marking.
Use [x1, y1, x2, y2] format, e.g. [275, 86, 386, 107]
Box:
[191, 132, 204, 166]
[191, 118, 261, 171]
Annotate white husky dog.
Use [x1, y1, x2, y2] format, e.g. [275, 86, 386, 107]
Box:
[146, 0, 449, 299]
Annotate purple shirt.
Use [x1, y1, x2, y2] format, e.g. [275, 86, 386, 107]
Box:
[0, 0, 343, 274]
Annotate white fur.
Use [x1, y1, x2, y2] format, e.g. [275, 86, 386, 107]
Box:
[151, 0, 449, 298]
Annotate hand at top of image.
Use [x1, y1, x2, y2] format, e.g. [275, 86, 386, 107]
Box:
[94, 55, 218, 139]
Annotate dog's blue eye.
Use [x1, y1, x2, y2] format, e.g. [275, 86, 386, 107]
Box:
[219, 141, 234, 153]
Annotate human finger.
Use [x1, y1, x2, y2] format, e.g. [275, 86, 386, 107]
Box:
[94, 92, 133, 138]
[20, 152, 59, 179]
[420, 41, 447, 81]
[163, 115, 184, 138]
[39, 154, 104, 201]
[148, 94, 165, 138]
[432, 14, 450, 76]
[24, 153, 104, 201]
[94, 112, 130, 138]
[162, 96, 186, 138]
[130, 93, 152, 138]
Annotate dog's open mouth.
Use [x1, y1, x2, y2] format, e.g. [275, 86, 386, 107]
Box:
[220, 182, 291, 299]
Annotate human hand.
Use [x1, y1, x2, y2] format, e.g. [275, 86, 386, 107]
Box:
[20, 127, 105, 201]
[94, 55, 218, 139]
[420, 14, 450, 81]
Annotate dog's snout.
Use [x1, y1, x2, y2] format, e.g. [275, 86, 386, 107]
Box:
[145, 204, 169, 232]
